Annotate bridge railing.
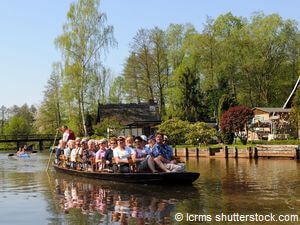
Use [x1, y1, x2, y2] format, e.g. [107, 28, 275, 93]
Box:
[0, 134, 56, 141]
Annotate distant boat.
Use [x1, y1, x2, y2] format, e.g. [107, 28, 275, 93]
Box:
[53, 164, 200, 185]
[16, 153, 30, 158]
[8, 150, 37, 157]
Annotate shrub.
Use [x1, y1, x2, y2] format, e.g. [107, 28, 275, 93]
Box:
[221, 132, 235, 144]
[157, 118, 190, 145]
[185, 122, 217, 145]
[221, 105, 254, 144]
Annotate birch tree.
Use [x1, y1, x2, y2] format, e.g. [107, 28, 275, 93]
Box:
[55, 0, 116, 135]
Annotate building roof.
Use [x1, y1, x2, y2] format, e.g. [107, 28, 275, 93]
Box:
[253, 107, 291, 113]
[96, 102, 161, 126]
[283, 76, 300, 109]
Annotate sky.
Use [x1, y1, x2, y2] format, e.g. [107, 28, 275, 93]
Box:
[0, 0, 299, 107]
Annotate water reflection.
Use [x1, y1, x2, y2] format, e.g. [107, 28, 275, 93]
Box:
[1, 153, 299, 225]
[53, 175, 199, 224]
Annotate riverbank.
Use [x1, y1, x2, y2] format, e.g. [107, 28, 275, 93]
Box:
[175, 144, 300, 159]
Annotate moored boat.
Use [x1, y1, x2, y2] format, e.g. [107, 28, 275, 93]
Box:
[53, 164, 200, 185]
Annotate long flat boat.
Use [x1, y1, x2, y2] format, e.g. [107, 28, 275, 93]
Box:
[53, 164, 200, 185]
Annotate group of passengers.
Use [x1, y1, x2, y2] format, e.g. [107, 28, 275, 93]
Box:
[54, 133, 185, 173]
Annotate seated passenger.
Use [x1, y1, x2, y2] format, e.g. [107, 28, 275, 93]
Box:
[152, 133, 185, 172]
[80, 138, 89, 169]
[64, 140, 74, 166]
[55, 139, 66, 165]
[95, 138, 107, 171]
[86, 140, 97, 171]
[132, 136, 157, 173]
[70, 138, 82, 169]
[17, 145, 26, 155]
[113, 136, 135, 173]
[146, 135, 156, 153]
[125, 136, 134, 150]
[104, 137, 117, 171]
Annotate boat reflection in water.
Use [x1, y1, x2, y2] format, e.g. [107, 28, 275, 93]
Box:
[53, 175, 199, 224]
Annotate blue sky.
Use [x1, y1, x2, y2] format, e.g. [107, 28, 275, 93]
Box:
[0, 0, 299, 107]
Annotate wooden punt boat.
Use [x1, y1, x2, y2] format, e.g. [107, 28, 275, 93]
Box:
[53, 164, 200, 185]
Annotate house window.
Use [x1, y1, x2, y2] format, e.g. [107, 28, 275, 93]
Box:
[149, 105, 156, 112]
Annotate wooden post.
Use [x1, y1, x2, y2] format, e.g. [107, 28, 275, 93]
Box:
[185, 147, 189, 158]
[174, 147, 177, 157]
[224, 146, 228, 158]
[235, 147, 238, 158]
[248, 147, 253, 158]
[208, 147, 215, 156]
[254, 147, 258, 159]
[196, 147, 199, 158]
[295, 146, 300, 160]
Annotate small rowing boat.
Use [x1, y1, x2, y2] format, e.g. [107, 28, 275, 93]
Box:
[17, 153, 31, 158]
[8, 150, 37, 157]
[53, 164, 200, 185]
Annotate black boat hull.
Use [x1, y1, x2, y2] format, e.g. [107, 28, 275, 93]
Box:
[53, 165, 200, 185]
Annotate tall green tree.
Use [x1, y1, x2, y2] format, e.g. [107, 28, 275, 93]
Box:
[55, 0, 116, 135]
[34, 63, 64, 133]
[123, 52, 142, 103]
[4, 116, 31, 136]
[108, 76, 125, 103]
[149, 27, 169, 116]
[130, 29, 155, 101]
[238, 13, 299, 106]
[165, 24, 196, 118]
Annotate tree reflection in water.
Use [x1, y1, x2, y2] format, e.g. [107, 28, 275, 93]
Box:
[53, 177, 197, 225]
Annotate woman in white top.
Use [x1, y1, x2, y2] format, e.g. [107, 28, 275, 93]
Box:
[113, 136, 135, 173]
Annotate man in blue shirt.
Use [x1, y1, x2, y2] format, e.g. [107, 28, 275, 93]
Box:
[152, 133, 185, 172]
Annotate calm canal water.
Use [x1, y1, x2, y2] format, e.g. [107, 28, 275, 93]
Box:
[0, 152, 299, 225]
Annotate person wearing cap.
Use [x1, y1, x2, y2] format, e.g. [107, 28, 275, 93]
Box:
[132, 136, 157, 173]
[113, 136, 135, 173]
[162, 135, 169, 144]
[146, 136, 156, 153]
[140, 135, 148, 147]
[152, 133, 185, 172]
[95, 139, 107, 171]
[140, 134, 152, 154]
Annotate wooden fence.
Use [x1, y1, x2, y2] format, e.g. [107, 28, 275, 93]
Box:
[174, 145, 300, 160]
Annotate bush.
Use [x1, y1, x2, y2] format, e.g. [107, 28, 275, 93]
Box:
[185, 122, 217, 145]
[221, 132, 234, 144]
[157, 118, 190, 145]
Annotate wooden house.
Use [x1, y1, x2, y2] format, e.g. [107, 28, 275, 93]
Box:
[250, 107, 291, 140]
[96, 102, 161, 136]
[249, 76, 300, 140]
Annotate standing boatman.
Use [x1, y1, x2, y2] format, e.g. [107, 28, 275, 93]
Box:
[60, 125, 76, 142]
